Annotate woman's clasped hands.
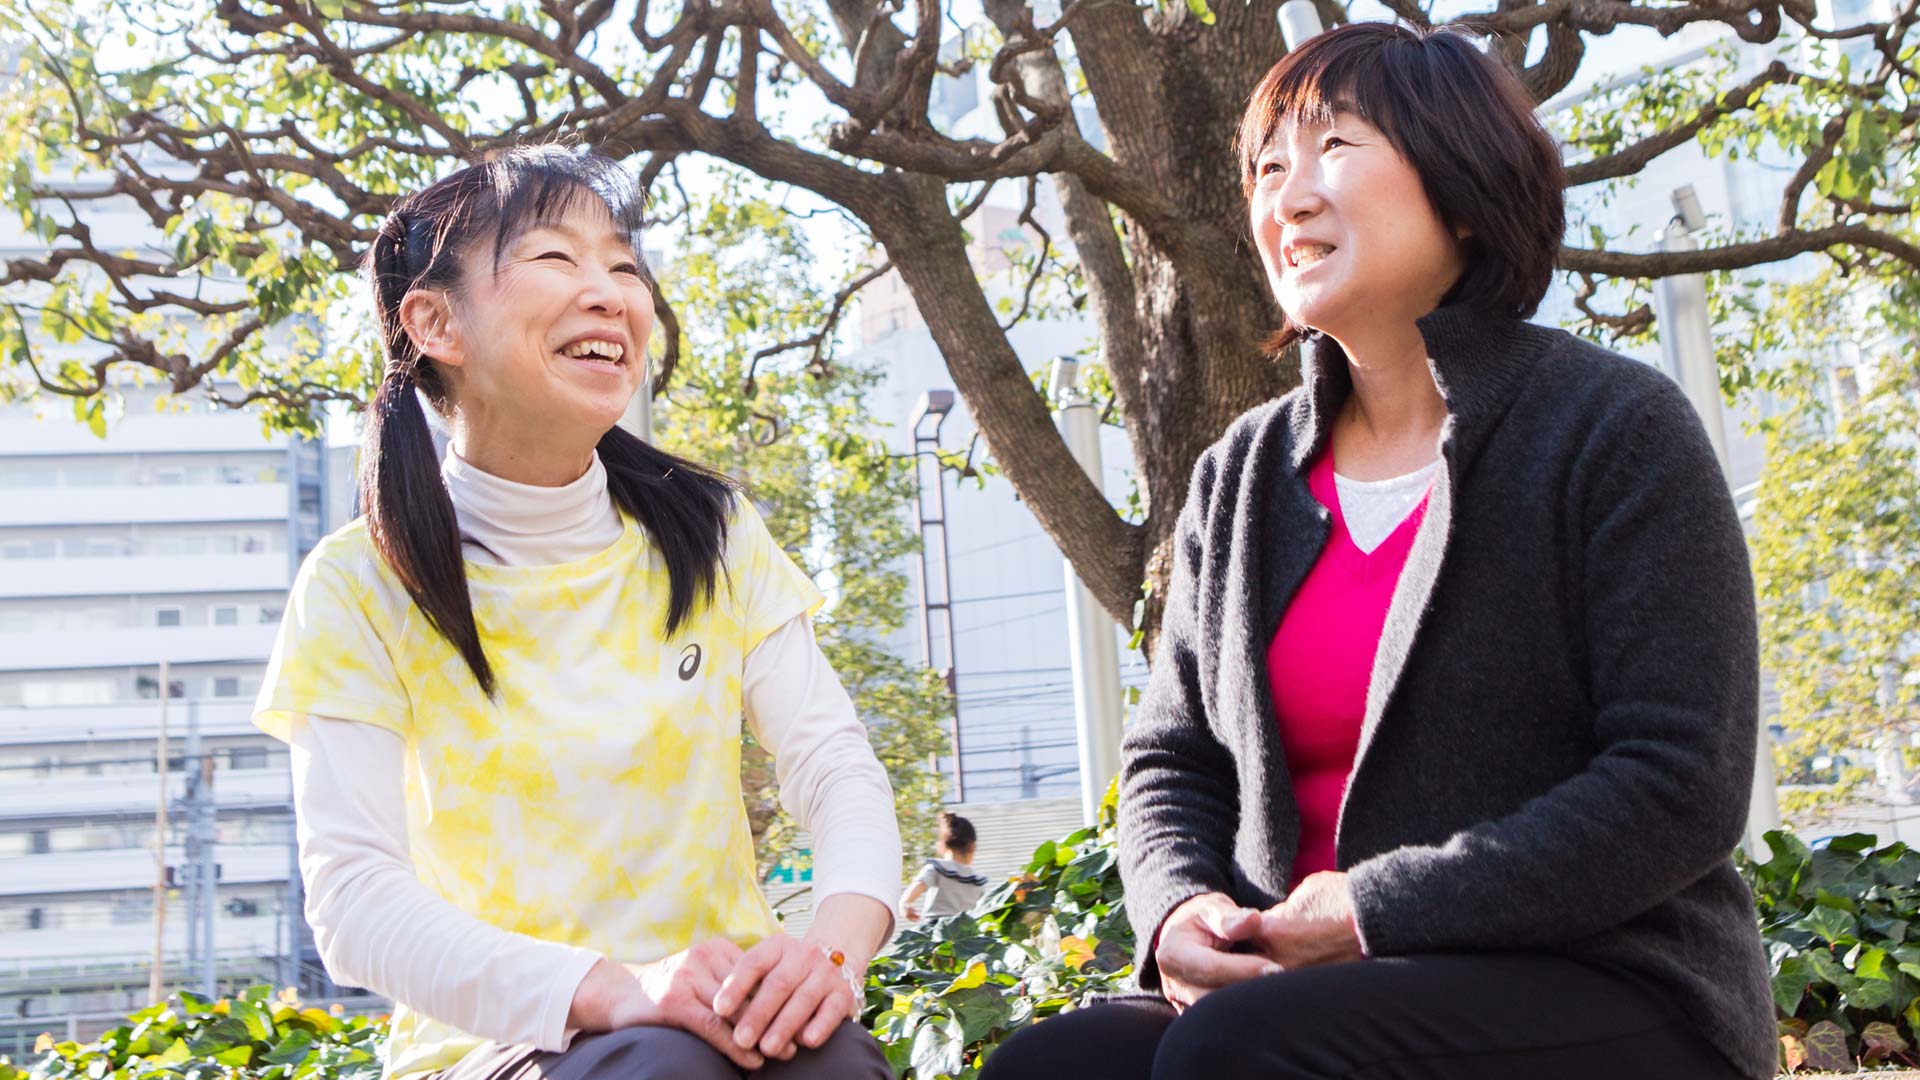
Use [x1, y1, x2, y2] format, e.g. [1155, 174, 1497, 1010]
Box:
[570, 930, 863, 1070]
[1154, 871, 1366, 1010]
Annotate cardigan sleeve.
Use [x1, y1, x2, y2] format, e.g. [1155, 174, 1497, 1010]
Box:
[1118, 443, 1247, 990]
[1347, 378, 1760, 954]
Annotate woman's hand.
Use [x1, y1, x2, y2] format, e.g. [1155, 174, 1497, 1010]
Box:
[1255, 871, 1366, 970]
[712, 932, 862, 1061]
[1153, 892, 1281, 1009]
[566, 944, 766, 1070]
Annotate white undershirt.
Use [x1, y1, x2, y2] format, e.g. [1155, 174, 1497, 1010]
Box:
[289, 449, 901, 1054]
[1334, 459, 1440, 553]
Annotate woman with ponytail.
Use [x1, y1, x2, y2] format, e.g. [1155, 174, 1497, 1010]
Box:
[253, 145, 897, 1080]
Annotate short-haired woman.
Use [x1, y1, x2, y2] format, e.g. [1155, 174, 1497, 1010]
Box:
[983, 23, 1771, 1080]
[254, 147, 896, 1080]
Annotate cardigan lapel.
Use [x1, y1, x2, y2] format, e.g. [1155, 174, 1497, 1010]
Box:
[1269, 304, 1545, 863]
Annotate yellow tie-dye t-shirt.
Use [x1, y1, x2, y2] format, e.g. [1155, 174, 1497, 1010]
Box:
[252, 499, 822, 1079]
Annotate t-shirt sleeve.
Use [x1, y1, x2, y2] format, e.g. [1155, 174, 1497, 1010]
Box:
[253, 545, 412, 744]
[727, 498, 827, 655]
[911, 861, 939, 889]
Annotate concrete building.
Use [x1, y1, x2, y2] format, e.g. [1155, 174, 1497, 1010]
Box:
[0, 143, 358, 1050]
[0, 386, 353, 1053]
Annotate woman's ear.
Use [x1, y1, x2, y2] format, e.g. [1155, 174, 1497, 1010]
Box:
[398, 289, 465, 369]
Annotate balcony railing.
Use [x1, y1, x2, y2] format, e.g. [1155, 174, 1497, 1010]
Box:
[0, 484, 291, 527]
[0, 553, 289, 598]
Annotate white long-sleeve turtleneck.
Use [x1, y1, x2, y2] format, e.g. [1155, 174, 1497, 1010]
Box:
[287, 449, 902, 1055]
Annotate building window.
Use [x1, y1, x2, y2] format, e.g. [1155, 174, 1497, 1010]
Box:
[155, 609, 182, 628]
[27, 907, 45, 930]
[213, 607, 239, 626]
[29, 830, 50, 855]
[213, 677, 241, 698]
[228, 746, 268, 770]
[1, 539, 54, 560]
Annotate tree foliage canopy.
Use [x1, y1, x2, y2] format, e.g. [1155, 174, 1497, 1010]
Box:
[0, 0, 1914, 644]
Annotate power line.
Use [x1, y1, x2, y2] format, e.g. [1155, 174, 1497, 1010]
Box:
[954, 604, 1064, 637]
[949, 589, 1064, 606]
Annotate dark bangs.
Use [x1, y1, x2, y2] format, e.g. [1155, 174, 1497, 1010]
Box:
[1236, 23, 1565, 320]
[480, 148, 651, 280]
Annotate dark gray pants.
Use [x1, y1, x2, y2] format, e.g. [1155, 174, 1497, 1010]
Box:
[432, 1023, 892, 1080]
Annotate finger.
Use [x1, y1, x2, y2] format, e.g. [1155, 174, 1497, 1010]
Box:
[683, 964, 723, 1009]
[799, 976, 854, 1050]
[1164, 942, 1278, 989]
[1203, 907, 1264, 944]
[759, 969, 833, 1058]
[679, 1002, 766, 1071]
[732, 949, 813, 1051]
[712, 937, 783, 1019]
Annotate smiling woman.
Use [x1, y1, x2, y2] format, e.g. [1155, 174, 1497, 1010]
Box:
[249, 146, 898, 1080]
[984, 22, 1773, 1080]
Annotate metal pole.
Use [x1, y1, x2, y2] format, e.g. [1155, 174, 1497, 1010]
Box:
[1651, 187, 1778, 857]
[909, 392, 964, 801]
[1050, 357, 1126, 825]
[619, 379, 654, 443]
[1278, 0, 1325, 49]
[186, 700, 216, 999]
[149, 660, 170, 1006]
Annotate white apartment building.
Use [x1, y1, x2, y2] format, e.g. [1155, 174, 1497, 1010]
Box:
[0, 387, 355, 1053]
[0, 140, 360, 1049]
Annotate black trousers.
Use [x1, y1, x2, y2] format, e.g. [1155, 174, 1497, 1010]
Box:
[980, 954, 1750, 1080]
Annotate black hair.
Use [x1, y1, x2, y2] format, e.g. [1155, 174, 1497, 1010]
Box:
[938, 811, 977, 853]
[1238, 23, 1566, 349]
[360, 144, 735, 697]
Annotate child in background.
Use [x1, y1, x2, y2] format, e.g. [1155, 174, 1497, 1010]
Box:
[900, 812, 988, 923]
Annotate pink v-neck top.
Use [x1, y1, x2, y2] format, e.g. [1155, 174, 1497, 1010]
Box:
[1266, 451, 1432, 888]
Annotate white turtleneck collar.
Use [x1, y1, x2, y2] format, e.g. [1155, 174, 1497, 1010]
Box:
[440, 448, 625, 567]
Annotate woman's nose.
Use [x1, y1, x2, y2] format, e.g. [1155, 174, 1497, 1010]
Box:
[576, 270, 626, 316]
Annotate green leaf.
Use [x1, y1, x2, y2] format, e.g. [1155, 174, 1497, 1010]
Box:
[1802, 904, 1858, 944]
[230, 998, 275, 1042]
[149, 1039, 191, 1067]
[262, 1030, 317, 1067]
[1773, 955, 1810, 1015]
[1847, 977, 1895, 1010]
[1182, 0, 1216, 24]
[908, 1015, 964, 1080]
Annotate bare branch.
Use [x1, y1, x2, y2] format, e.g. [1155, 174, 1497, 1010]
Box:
[1561, 224, 1920, 277]
[1570, 272, 1654, 339]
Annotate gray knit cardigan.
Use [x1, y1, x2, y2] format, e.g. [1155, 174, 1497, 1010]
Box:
[1119, 302, 1775, 1078]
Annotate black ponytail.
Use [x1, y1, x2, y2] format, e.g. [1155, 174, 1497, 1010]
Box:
[597, 425, 734, 638]
[356, 145, 728, 696]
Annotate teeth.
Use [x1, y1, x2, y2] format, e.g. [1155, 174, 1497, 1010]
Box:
[561, 340, 624, 363]
[1290, 244, 1336, 268]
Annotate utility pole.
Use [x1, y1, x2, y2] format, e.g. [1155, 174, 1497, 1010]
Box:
[910, 391, 964, 801]
[182, 699, 217, 999]
[1050, 357, 1125, 825]
[1651, 184, 1779, 857]
[148, 660, 170, 1006]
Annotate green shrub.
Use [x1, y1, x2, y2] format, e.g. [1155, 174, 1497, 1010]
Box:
[71, 804, 1920, 1077]
[2, 986, 383, 1080]
[861, 786, 1132, 1078]
[1742, 829, 1920, 1071]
